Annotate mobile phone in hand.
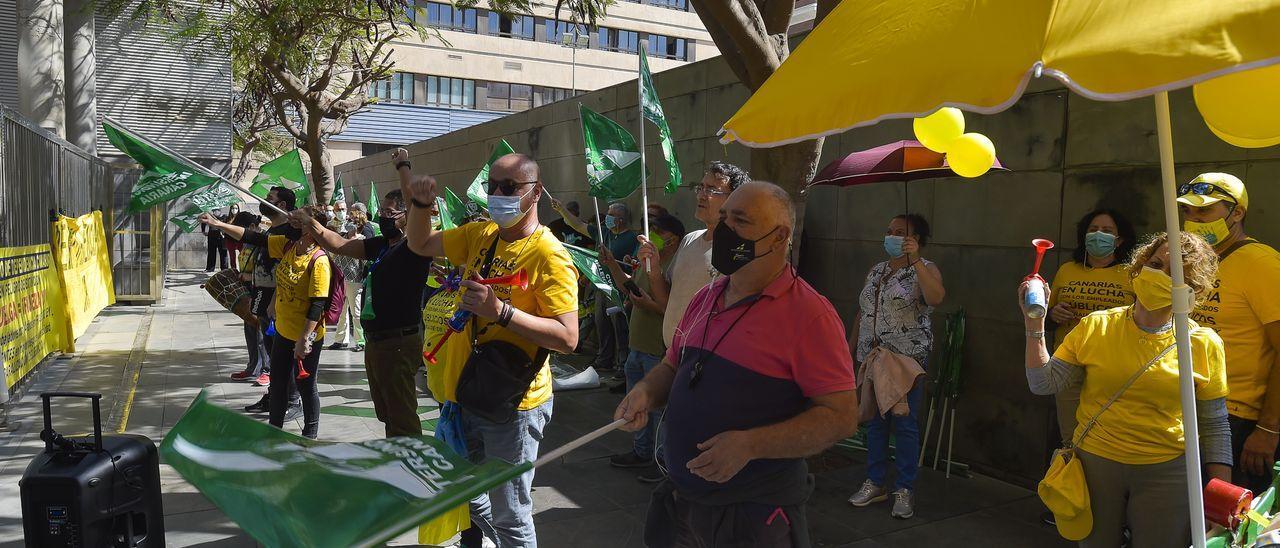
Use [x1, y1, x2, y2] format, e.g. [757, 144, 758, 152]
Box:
[624, 280, 643, 297]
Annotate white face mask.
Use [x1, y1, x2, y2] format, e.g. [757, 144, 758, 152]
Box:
[488, 194, 529, 228]
[334, 210, 347, 224]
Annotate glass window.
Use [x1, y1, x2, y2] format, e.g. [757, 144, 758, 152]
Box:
[464, 80, 475, 108]
[491, 14, 533, 39]
[425, 2, 475, 32]
[486, 82, 510, 110]
[674, 38, 686, 61]
[648, 35, 666, 56]
[426, 76, 438, 104]
[399, 73, 414, 102]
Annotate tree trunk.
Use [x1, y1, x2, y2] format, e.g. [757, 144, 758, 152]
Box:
[305, 140, 334, 205]
[749, 138, 823, 262]
[232, 137, 259, 186]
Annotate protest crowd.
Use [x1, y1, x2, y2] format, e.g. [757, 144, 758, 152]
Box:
[182, 132, 1280, 548]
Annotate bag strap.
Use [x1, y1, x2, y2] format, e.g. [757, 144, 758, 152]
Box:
[468, 236, 505, 346]
[1219, 238, 1257, 262]
[1070, 342, 1177, 447]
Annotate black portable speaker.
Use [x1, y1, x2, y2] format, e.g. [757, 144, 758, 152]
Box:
[20, 392, 165, 547]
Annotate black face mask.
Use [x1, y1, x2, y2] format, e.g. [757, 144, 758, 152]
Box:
[711, 221, 779, 276]
[378, 217, 402, 240]
[281, 225, 304, 241]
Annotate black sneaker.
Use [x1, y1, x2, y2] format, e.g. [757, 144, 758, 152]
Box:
[327, 342, 347, 350]
[610, 452, 650, 469]
[244, 396, 269, 413]
[637, 464, 665, 484]
[351, 344, 364, 352]
[283, 404, 304, 422]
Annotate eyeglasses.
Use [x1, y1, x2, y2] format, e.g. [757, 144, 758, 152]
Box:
[1178, 182, 1238, 206]
[693, 184, 729, 197]
[487, 178, 537, 196]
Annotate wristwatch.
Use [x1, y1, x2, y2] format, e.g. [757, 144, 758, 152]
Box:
[395, 160, 412, 171]
[410, 197, 432, 209]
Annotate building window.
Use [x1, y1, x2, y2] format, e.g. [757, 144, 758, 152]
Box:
[647, 35, 686, 61]
[370, 72, 414, 103]
[489, 13, 534, 39]
[599, 27, 638, 53]
[362, 142, 401, 157]
[424, 75, 475, 108]
[545, 19, 586, 44]
[425, 2, 477, 32]
[647, 0, 688, 10]
[533, 86, 581, 108]
[486, 82, 534, 111]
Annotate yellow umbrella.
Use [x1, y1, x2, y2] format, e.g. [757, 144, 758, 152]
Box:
[718, 3, 1280, 547]
[719, 0, 1280, 147]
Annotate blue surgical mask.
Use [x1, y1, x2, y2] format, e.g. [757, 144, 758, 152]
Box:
[488, 194, 528, 228]
[605, 214, 618, 230]
[1084, 231, 1117, 258]
[884, 235, 905, 258]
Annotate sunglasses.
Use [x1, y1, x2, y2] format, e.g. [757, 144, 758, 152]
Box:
[1177, 182, 1237, 206]
[487, 178, 537, 196]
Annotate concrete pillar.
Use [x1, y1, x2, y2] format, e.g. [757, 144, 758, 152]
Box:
[63, 0, 95, 154]
[17, 0, 65, 136]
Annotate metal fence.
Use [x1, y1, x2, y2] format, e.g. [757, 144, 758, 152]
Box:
[0, 104, 113, 247]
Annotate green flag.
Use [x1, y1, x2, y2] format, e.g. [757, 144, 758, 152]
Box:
[368, 186, 382, 236]
[639, 49, 680, 194]
[249, 150, 311, 204]
[580, 105, 643, 202]
[160, 390, 527, 548]
[562, 242, 620, 306]
[169, 183, 241, 232]
[103, 122, 220, 213]
[440, 187, 467, 229]
[331, 178, 346, 206]
[466, 139, 515, 210]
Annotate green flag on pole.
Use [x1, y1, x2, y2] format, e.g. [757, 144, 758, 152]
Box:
[160, 390, 527, 548]
[562, 242, 621, 306]
[169, 183, 241, 232]
[440, 187, 467, 229]
[331, 178, 347, 206]
[368, 186, 382, 236]
[249, 150, 311, 204]
[466, 139, 515, 211]
[639, 49, 680, 194]
[103, 122, 221, 213]
[580, 105, 643, 202]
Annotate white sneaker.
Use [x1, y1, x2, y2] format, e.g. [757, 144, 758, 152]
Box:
[848, 480, 888, 507]
[890, 488, 915, 519]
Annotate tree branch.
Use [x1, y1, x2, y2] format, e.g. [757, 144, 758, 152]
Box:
[759, 0, 792, 36]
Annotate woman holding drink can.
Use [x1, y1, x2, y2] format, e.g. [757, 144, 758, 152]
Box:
[1046, 209, 1138, 445]
[1020, 232, 1231, 547]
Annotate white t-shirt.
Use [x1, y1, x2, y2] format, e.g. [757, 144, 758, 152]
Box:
[662, 229, 721, 347]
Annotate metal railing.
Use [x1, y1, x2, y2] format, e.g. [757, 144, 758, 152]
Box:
[0, 104, 113, 247]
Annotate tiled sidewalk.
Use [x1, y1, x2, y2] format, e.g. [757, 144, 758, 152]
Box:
[0, 270, 1069, 547]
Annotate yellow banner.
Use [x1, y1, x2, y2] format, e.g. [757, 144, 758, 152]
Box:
[52, 211, 116, 347]
[0, 245, 70, 389]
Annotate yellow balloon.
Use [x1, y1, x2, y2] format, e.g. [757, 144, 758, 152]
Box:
[913, 107, 965, 153]
[1194, 63, 1280, 148]
[946, 133, 996, 178]
[1205, 117, 1280, 149]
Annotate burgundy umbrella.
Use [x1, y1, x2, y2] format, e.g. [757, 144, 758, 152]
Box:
[807, 140, 1006, 190]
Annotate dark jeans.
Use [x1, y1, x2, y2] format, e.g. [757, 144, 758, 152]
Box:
[364, 328, 424, 437]
[255, 311, 273, 376]
[269, 333, 322, 438]
[240, 322, 269, 376]
[593, 295, 629, 370]
[1229, 414, 1280, 494]
[206, 240, 228, 271]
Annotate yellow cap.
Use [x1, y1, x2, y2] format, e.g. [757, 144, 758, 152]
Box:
[1038, 455, 1093, 541]
[1177, 172, 1248, 210]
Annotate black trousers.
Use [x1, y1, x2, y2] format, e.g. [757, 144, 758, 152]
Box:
[206, 240, 228, 271]
[1229, 414, 1280, 494]
[269, 333, 322, 438]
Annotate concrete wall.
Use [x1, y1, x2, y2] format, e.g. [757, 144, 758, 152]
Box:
[334, 54, 1280, 486]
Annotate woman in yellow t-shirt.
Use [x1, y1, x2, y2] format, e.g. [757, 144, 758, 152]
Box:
[202, 206, 334, 440]
[1046, 209, 1137, 445]
[1021, 233, 1230, 547]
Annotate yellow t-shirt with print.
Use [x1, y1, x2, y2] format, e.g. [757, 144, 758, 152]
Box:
[1054, 306, 1227, 465]
[267, 235, 331, 342]
[1047, 261, 1135, 344]
[1192, 241, 1280, 420]
[424, 222, 578, 410]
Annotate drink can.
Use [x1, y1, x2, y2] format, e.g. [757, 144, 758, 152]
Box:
[1025, 277, 1047, 319]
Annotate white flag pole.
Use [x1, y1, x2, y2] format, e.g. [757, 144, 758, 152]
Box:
[592, 197, 606, 244]
[102, 115, 286, 217]
[637, 41, 651, 272]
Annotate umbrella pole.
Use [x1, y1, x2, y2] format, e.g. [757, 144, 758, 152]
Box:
[1154, 91, 1207, 548]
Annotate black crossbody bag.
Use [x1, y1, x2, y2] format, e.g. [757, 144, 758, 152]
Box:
[455, 236, 549, 424]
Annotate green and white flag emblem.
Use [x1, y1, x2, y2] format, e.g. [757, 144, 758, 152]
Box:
[249, 150, 310, 204]
[580, 105, 644, 202]
[639, 48, 680, 193]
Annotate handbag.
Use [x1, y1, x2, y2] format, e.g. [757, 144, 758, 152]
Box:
[454, 236, 549, 424]
[1039, 342, 1176, 540]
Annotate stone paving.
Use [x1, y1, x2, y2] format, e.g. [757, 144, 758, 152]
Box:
[0, 270, 1071, 547]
